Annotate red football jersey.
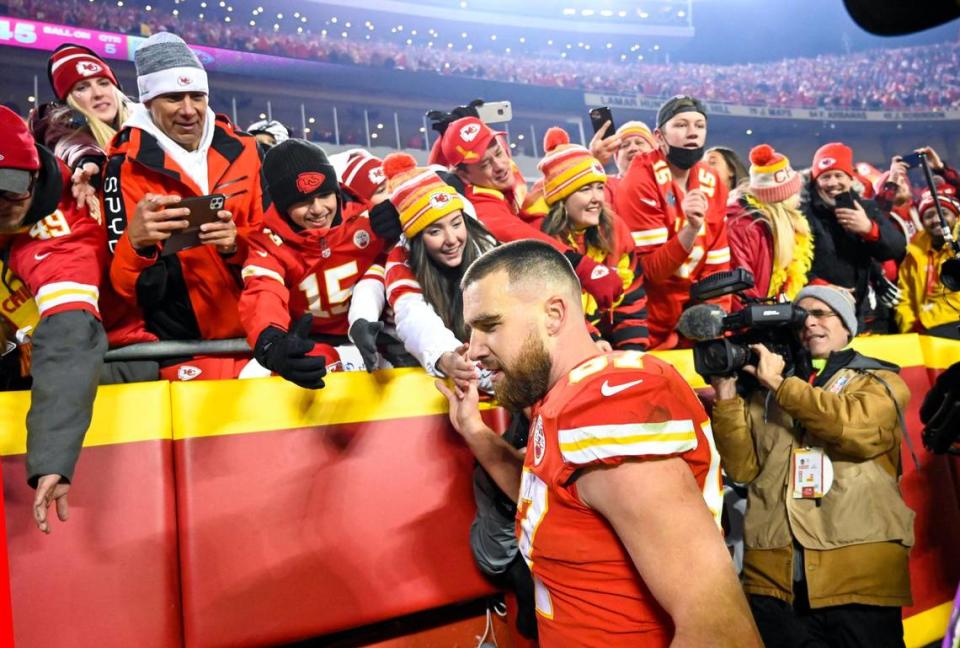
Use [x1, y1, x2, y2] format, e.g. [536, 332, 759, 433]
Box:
[517, 350, 723, 646]
[4, 172, 107, 324]
[239, 205, 386, 345]
[615, 150, 731, 348]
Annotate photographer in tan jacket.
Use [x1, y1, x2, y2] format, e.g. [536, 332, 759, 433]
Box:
[710, 284, 914, 648]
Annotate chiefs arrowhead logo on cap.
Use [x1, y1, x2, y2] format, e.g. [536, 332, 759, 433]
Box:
[818, 157, 836, 169]
[592, 161, 605, 176]
[296, 171, 326, 194]
[177, 75, 193, 87]
[459, 122, 482, 143]
[76, 61, 103, 76]
[429, 191, 452, 209]
[368, 167, 385, 185]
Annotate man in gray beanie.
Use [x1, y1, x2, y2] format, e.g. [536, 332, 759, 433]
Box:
[102, 32, 267, 379]
[708, 281, 914, 648]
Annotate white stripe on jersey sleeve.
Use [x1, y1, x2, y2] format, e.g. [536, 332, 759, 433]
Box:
[241, 265, 284, 284]
[558, 419, 698, 464]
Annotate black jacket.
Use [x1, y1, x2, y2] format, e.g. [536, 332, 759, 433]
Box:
[803, 183, 906, 307]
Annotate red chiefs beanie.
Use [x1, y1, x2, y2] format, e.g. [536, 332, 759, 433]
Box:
[330, 149, 385, 204]
[0, 106, 41, 195]
[47, 44, 121, 102]
[263, 139, 340, 217]
[811, 142, 854, 180]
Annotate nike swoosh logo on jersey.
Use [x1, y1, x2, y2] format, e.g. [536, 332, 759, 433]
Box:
[600, 378, 644, 397]
[641, 198, 658, 207]
[255, 250, 269, 257]
[34, 252, 51, 261]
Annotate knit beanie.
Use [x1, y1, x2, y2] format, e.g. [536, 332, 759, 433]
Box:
[918, 186, 960, 218]
[47, 44, 121, 102]
[656, 95, 707, 129]
[263, 139, 340, 217]
[796, 284, 858, 338]
[748, 144, 802, 204]
[247, 119, 289, 146]
[135, 33, 209, 102]
[811, 142, 854, 180]
[616, 120, 656, 149]
[383, 153, 464, 238]
[538, 127, 606, 206]
[0, 106, 40, 196]
[329, 149, 385, 203]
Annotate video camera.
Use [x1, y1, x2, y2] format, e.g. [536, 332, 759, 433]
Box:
[677, 269, 808, 379]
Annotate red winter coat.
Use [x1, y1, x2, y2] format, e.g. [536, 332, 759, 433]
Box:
[102, 113, 265, 341]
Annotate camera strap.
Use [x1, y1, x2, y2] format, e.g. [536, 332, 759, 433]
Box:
[859, 370, 921, 474]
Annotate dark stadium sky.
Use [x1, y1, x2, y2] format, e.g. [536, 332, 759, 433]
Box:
[675, 0, 959, 64]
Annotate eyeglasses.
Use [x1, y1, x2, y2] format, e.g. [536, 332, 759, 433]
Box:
[805, 309, 838, 321]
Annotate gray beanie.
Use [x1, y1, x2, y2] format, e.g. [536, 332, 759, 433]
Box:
[795, 284, 858, 338]
[135, 32, 208, 102]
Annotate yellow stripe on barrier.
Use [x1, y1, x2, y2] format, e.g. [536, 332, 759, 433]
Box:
[918, 334, 960, 369]
[0, 381, 172, 455]
[1, 334, 958, 452]
[170, 368, 493, 441]
[904, 600, 953, 648]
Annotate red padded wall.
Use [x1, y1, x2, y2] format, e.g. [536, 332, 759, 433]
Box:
[2, 442, 181, 648]
[0, 460, 13, 648]
[175, 413, 500, 648]
[899, 365, 960, 618]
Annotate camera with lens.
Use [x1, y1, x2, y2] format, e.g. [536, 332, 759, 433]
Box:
[677, 269, 808, 379]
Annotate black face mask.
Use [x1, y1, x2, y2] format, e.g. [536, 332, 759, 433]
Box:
[666, 144, 704, 170]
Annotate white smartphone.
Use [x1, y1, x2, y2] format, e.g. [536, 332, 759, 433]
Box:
[475, 100, 513, 124]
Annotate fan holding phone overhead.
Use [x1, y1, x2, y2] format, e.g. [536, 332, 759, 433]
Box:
[802, 142, 908, 330]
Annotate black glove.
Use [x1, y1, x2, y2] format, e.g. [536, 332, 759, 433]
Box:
[435, 170, 466, 196]
[875, 275, 902, 309]
[254, 313, 327, 389]
[370, 199, 402, 243]
[348, 318, 383, 372]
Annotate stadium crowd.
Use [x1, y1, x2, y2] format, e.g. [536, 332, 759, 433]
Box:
[6, 0, 960, 109]
[2, 29, 958, 648]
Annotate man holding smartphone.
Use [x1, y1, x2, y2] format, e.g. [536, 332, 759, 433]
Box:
[802, 142, 906, 329]
[102, 33, 266, 379]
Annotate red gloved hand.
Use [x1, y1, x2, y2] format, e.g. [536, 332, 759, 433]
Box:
[565, 251, 623, 310]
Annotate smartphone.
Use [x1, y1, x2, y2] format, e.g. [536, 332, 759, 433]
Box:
[475, 100, 512, 124]
[834, 191, 856, 210]
[900, 152, 924, 169]
[589, 106, 616, 138]
[162, 194, 227, 256]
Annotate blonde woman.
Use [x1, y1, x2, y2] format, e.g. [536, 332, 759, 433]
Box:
[728, 144, 813, 302]
[30, 44, 131, 208]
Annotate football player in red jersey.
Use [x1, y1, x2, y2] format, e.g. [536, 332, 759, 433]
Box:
[436, 240, 760, 647]
[615, 96, 732, 349]
[239, 140, 388, 387]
